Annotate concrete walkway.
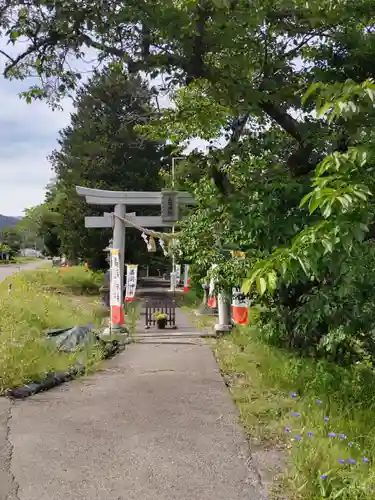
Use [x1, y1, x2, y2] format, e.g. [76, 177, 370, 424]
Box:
[0, 276, 273, 499]
[0, 260, 49, 282]
[0, 307, 268, 500]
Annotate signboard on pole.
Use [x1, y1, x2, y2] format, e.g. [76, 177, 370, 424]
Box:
[125, 264, 138, 303]
[110, 249, 125, 326]
[161, 191, 179, 223]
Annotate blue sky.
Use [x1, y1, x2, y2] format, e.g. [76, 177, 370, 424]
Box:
[0, 74, 210, 217]
[0, 42, 214, 217]
[0, 76, 73, 216]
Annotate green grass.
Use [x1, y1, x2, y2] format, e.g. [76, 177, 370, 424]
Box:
[177, 286, 202, 308]
[212, 325, 375, 499]
[15, 256, 41, 263]
[0, 256, 40, 265]
[0, 266, 108, 393]
[124, 299, 142, 338]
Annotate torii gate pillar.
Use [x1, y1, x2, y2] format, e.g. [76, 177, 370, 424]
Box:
[113, 204, 126, 289]
[112, 204, 126, 328]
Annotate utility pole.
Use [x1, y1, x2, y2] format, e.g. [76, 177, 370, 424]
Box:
[213, 228, 232, 334]
[169, 156, 185, 292]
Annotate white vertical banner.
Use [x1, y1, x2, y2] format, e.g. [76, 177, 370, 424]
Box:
[183, 264, 190, 293]
[208, 264, 218, 309]
[125, 264, 138, 303]
[110, 250, 121, 307]
[110, 249, 124, 326]
[175, 264, 181, 285]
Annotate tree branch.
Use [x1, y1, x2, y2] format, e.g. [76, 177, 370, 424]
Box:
[259, 100, 305, 144]
[185, 1, 212, 83]
[210, 114, 249, 194]
[0, 49, 14, 63]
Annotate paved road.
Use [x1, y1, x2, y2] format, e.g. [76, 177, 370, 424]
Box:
[0, 307, 275, 500]
[0, 260, 49, 282]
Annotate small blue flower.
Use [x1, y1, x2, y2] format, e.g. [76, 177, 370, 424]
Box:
[347, 458, 356, 465]
[338, 458, 345, 465]
[295, 435, 302, 441]
[348, 441, 354, 447]
[284, 426, 291, 433]
[307, 431, 314, 437]
[290, 392, 297, 398]
[363, 457, 369, 463]
[316, 399, 322, 404]
[321, 475, 328, 480]
[324, 416, 329, 422]
[328, 432, 336, 438]
[292, 412, 301, 417]
[339, 434, 347, 440]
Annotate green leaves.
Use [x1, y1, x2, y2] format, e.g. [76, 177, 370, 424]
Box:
[256, 276, 267, 295]
[45, 66, 169, 264]
[139, 80, 231, 143]
[303, 79, 375, 124]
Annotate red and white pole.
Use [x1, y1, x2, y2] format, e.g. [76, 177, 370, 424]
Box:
[183, 264, 190, 293]
[110, 249, 125, 328]
[231, 288, 249, 326]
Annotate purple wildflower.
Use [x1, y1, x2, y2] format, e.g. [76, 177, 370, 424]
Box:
[284, 425, 291, 433]
[295, 436, 302, 441]
[328, 432, 336, 438]
[339, 434, 347, 440]
[338, 458, 345, 465]
[363, 457, 369, 463]
[347, 458, 356, 465]
[307, 431, 314, 437]
[316, 399, 322, 404]
[321, 475, 328, 480]
[292, 412, 301, 417]
[290, 393, 297, 398]
[324, 417, 329, 422]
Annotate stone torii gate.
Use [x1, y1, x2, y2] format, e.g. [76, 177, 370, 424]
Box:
[76, 186, 195, 329]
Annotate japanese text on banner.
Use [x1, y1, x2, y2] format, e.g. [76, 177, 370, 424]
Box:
[125, 264, 138, 302]
[110, 249, 122, 307]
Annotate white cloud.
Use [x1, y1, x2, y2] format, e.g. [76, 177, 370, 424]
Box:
[0, 45, 214, 217]
[0, 42, 96, 217]
[0, 76, 73, 216]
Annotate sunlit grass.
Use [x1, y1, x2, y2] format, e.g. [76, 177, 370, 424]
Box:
[0, 267, 107, 393]
[213, 326, 375, 499]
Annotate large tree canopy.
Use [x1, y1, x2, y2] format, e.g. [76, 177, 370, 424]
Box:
[2, 1, 375, 360]
[45, 66, 171, 267]
[1, 0, 373, 173]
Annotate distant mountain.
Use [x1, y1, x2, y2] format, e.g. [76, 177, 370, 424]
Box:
[0, 215, 22, 230]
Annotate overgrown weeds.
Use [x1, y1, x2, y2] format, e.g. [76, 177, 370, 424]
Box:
[213, 325, 375, 499]
[125, 299, 142, 338]
[23, 265, 104, 295]
[0, 266, 107, 393]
